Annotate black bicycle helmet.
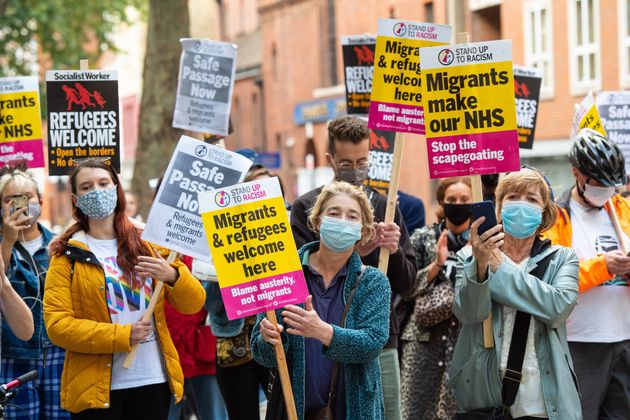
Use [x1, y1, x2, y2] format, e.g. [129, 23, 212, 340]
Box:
[569, 128, 628, 187]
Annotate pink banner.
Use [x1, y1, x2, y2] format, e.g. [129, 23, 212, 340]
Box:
[0, 139, 45, 168]
[220, 269, 308, 319]
[427, 130, 520, 178]
[368, 102, 425, 135]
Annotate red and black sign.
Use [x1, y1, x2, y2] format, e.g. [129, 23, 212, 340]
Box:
[341, 35, 376, 115]
[513, 66, 542, 150]
[364, 129, 396, 195]
[46, 70, 120, 175]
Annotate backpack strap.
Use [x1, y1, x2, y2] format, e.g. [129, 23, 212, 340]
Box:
[501, 250, 558, 408]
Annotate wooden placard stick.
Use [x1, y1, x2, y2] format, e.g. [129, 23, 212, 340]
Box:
[266, 310, 298, 420]
[608, 199, 628, 254]
[377, 132, 405, 273]
[123, 251, 178, 369]
[455, 32, 494, 349]
[80, 59, 89, 70]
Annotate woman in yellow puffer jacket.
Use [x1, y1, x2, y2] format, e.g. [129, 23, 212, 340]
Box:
[43, 160, 205, 419]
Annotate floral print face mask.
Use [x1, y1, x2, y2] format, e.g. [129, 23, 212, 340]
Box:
[76, 187, 118, 219]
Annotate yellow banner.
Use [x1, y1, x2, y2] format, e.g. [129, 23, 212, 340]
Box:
[0, 91, 42, 142]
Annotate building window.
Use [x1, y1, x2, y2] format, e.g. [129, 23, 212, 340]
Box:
[424, 2, 434, 23]
[523, 0, 554, 99]
[568, 0, 601, 94]
[620, 0, 630, 86]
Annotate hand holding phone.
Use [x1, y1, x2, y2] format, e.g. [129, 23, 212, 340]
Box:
[10, 195, 29, 218]
[471, 201, 497, 236]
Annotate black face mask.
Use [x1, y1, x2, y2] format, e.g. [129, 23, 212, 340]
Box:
[443, 203, 472, 226]
[336, 168, 369, 186]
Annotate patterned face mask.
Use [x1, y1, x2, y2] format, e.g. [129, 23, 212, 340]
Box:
[76, 187, 118, 219]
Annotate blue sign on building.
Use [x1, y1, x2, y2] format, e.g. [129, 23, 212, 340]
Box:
[258, 152, 281, 169]
[293, 96, 346, 125]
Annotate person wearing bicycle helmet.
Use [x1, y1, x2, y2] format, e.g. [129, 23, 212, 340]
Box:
[543, 128, 630, 419]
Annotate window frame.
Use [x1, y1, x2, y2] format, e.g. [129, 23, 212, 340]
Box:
[567, 0, 602, 95]
[523, 0, 555, 100]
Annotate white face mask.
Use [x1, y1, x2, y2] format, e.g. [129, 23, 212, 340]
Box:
[583, 183, 616, 207]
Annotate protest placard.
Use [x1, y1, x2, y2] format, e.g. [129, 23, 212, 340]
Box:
[142, 135, 252, 261]
[341, 35, 376, 115]
[173, 38, 237, 136]
[570, 91, 606, 139]
[420, 39, 520, 178]
[368, 18, 451, 134]
[0, 77, 44, 168]
[46, 70, 120, 175]
[199, 176, 307, 320]
[513, 66, 542, 149]
[363, 129, 396, 195]
[597, 91, 630, 174]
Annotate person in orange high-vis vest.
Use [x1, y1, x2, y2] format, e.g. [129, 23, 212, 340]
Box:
[542, 128, 630, 420]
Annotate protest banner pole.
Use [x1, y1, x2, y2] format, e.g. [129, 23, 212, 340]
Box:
[608, 199, 628, 254]
[123, 251, 178, 369]
[266, 310, 298, 420]
[80, 59, 89, 70]
[454, 31, 495, 349]
[377, 132, 405, 273]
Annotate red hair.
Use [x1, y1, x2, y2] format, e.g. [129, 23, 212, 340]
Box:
[50, 160, 150, 286]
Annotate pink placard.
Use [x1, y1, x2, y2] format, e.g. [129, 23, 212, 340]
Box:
[368, 101, 426, 135]
[0, 139, 45, 168]
[220, 269, 308, 320]
[427, 130, 520, 178]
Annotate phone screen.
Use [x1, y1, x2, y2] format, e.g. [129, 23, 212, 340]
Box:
[11, 195, 29, 216]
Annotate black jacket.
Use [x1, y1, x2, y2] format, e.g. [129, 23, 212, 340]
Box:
[290, 185, 418, 348]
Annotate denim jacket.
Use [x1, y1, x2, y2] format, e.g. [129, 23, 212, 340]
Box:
[449, 240, 582, 420]
[204, 281, 244, 337]
[3, 224, 54, 359]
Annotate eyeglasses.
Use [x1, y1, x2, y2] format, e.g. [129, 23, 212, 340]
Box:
[335, 161, 371, 171]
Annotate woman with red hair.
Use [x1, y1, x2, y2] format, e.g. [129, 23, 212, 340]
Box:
[44, 160, 205, 419]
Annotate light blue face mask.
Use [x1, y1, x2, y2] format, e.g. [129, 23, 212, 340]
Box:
[76, 187, 118, 219]
[500, 201, 543, 239]
[319, 216, 362, 252]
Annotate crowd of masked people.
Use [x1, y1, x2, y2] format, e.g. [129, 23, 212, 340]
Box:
[0, 114, 628, 420]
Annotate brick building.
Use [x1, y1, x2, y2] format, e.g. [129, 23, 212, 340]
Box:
[219, 0, 630, 222]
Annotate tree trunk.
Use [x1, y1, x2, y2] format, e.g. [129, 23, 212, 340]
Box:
[132, 0, 189, 215]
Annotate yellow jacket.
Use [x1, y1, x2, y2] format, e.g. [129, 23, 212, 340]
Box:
[542, 191, 630, 292]
[43, 230, 206, 413]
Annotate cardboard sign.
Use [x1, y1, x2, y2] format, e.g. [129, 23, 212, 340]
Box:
[173, 38, 237, 136]
[368, 19, 451, 134]
[142, 135, 252, 261]
[341, 35, 376, 115]
[363, 129, 396, 195]
[513, 66, 542, 149]
[597, 91, 630, 174]
[0, 77, 44, 168]
[571, 91, 606, 139]
[46, 70, 120, 175]
[420, 40, 520, 178]
[200, 177, 307, 320]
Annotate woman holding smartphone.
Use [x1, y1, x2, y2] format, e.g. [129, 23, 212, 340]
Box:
[450, 169, 581, 419]
[44, 159, 205, 419]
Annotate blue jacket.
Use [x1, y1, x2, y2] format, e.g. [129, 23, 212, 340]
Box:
[251, 242, 391, 420]
[3, 224, 54, 359]
[449, 241, 582, 420]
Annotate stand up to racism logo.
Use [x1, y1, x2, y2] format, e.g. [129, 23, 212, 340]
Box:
[46, 70, 120, 175]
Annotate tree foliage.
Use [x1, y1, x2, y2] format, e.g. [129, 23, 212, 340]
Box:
[0, 0, 144, 76]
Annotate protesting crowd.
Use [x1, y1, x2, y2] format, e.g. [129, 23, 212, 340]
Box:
[2, 8, 630, 420]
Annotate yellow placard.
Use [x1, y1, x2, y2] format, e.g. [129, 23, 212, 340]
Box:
[0, 91, 42, 142]
[202, 196, 300, 287]
[579, 105, 607, 136]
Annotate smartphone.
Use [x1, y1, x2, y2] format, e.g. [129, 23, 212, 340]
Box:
[11, 195, 29, 217]
[471, 200, 497, 236]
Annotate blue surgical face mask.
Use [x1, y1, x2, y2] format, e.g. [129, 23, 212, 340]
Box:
[76, 187, 118, 219]
[500, 201, 543, 239]
[319, 216, 362, 252]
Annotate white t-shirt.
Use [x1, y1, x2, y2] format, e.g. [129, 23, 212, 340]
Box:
[567, 199, 630, 343]
[19, 234, 44, 257]
[86, 235, 167, 390]
[499, 256, 547, 418]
